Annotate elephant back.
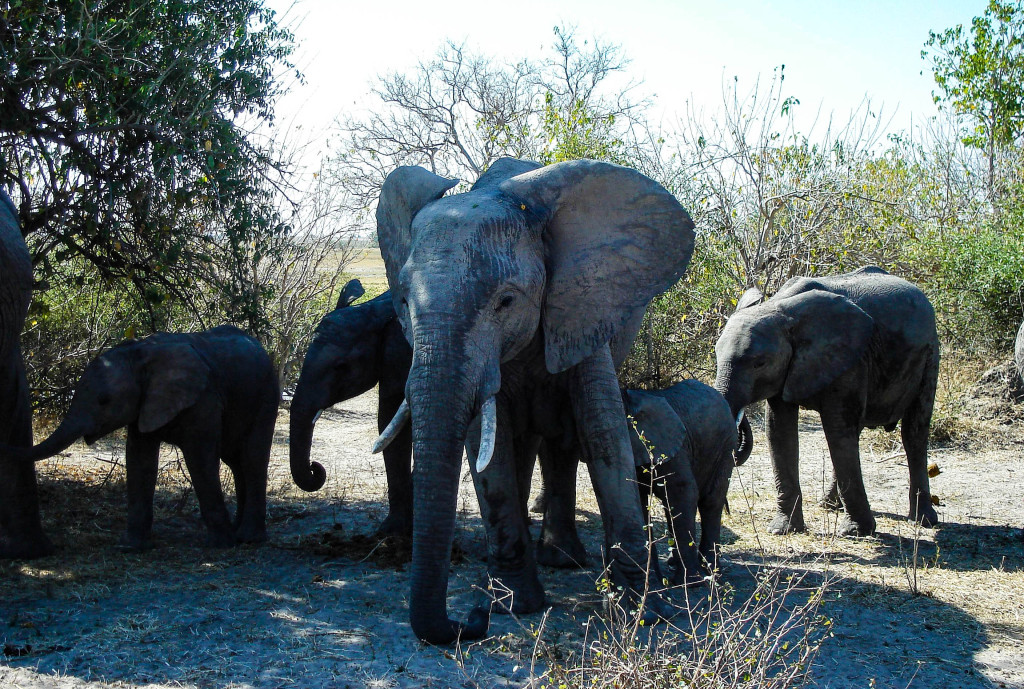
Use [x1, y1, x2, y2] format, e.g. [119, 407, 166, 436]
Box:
[659, 380, 737, 459]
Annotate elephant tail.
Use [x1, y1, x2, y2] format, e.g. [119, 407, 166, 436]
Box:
[734, 414, 753, 466]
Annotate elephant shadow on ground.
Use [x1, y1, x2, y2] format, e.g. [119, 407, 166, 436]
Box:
[870, 515, 1024, 574]
[0, 475, 501, 687]
[0, 442, 1008, 689]
[717, 548, 993, 689]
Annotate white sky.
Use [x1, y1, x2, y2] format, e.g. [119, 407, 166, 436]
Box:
[265, 0, 980, 164]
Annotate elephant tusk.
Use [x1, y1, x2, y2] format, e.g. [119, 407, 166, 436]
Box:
[735, 408, 746, 429]
[372, 399, 410, 454]
[475, 396, 497, 473]
[312, 410, 322, 425]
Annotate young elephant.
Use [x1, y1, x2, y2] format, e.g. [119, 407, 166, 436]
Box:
[288, 279, 413, 537]
[624, 380, 748, 585]
[714, 266, 940, 537]
[0, 325, 278, 550]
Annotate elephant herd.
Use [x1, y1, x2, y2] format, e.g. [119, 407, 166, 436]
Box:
[0, 159, 946, 646]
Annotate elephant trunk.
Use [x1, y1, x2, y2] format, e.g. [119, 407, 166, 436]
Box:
[714, 363, 744, 418]
[405, 333, 490, 645]
[288, 389, 327, 492]
[715, 363, 754, 465]
[0, 415, 87, 463]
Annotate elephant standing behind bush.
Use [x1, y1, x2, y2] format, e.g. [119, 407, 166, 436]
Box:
[0, 189, 52, 559]
[714, 266, 940, 537]
[0, 325, 278, 550]
[624, 380, 750, 585]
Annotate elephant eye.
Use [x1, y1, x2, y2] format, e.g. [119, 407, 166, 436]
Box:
[495, 292, 516, 311]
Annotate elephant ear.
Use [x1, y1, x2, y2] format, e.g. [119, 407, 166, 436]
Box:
[735, 287, 765, 311]
[138, 343, 210, 433]
[780, 290, 875, 402]
[375, 166, 459, 291]
[500, 160, 695, 373]
[471, 157, 542, 191]
[336, 279, 365, 310]
[626, 392, 687, 465]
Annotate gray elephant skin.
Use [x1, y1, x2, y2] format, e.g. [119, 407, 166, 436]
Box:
[714, 266, 940, 537]
[624, 380, 750, 585]
[0, 189, 52, 559]
[289, 278, 413, 538]
[0, 325, 278, 550]
[374, 157, 695, 644]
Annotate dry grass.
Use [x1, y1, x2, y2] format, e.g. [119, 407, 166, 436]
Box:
[2, 377, 1023, 688]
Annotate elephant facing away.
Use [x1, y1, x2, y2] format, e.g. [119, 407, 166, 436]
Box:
[624, 380, 750, 586]
[0, 189, 52, 559]
[289, 278, 414, 538]
[373, 157, 695, 644]
[714, 266, 940, 537]
[0, 326, 279, 550]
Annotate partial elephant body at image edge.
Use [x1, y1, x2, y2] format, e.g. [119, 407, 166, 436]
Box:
[0, 187, 53, 558]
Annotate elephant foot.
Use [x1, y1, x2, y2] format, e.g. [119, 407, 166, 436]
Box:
[375, 511, 413, 541]
[118, 533, 154, 552]
[821, 488, 843, 511]
[622, 589, 681, 626]
[838, 514, 876, 538]
[485, 567, 546, 615]
[204, 529, 237, 548]
[528, 493, 548, 515]
[768, 512, 805, 535]
[669, 565, 709, 588]
[235, 523, 267, 544]
[0, 534, 55, 560]
[536, 531, 588, 569]
[909, 503, 939, 529]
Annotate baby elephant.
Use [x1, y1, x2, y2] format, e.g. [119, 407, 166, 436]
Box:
[0, 325, 278, 550]
[623, 380, 749, 585]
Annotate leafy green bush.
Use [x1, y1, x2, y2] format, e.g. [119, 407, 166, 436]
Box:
[907, 221, 1024, 351]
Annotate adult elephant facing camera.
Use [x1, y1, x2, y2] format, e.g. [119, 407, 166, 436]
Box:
[714, 266, 940, 538]
[374, 157, 695, 644]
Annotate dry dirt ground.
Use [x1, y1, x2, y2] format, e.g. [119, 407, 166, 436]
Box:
[1, 380, 1022, 688]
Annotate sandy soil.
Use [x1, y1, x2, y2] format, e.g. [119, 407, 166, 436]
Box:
[1, 383, 1022, 688]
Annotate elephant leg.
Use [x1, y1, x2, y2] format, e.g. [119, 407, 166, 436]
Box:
[903, 374, 938, 528]
[819, 412, 875, 537]
[697, 457, 732, 577]
[821, 477, 842, 510]
[233, 418, 272, 544]
[536, 440, 588, 568]
[121, 429, 159, 551]
[377, 390, 413, 539]
[529, 446, 552, 514]
[227, 462, 246, 531]
[570, 347, 672, 618]
[179, 439, 235, 547]
[466, 408, 544, 615]
[656, 462, 702, 586]
[766, 397, 804, 534]
[0, 359, 54, 559]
